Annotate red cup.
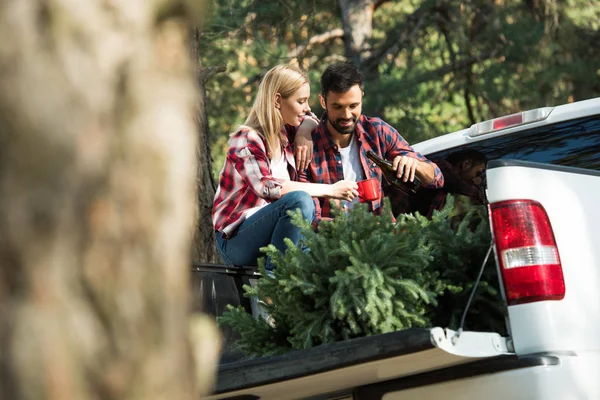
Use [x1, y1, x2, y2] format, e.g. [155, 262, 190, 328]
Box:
[357, 178, 380, 203]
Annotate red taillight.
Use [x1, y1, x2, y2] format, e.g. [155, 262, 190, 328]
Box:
[492, 113, 523, 130]
[489, 200, 565, 305]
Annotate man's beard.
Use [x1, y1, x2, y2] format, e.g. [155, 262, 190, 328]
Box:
[328, 116, 357, 134]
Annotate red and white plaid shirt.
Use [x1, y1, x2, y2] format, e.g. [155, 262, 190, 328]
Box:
[212, 126, 299, 238]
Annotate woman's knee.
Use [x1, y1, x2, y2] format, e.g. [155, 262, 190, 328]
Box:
[282, 191, 315, 221]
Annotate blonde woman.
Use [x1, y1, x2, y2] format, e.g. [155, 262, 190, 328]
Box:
[213, 64, 358, 270]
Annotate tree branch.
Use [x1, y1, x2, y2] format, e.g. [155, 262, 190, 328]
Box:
[199, 64, 227, 84]
[384, 15, 427, 74]
[435, 5, 458, 72]
[464, 87, 476, 125]
[288, 28, 344, 59]
[411, 51, 499, 85]
[323, 54, 348, 65]
[363, 0, 436, 71]
[373, 0, 392, 11]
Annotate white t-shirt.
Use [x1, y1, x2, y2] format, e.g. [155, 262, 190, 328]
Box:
[339, 135, 365, 209]
[244, 153, 290, 218]
[270, 152, 291, 182]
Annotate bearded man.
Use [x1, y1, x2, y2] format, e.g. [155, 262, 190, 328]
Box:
[297, 62, 444, 225]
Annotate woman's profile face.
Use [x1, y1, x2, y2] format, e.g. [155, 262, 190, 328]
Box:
[278, 82, 311, 126]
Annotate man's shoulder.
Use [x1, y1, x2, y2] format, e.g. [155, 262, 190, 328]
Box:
[312, 123, 332, 148]
[358, 115, 397, 139]
[359, 115, 394, 130]
[360, 114, 384, 123]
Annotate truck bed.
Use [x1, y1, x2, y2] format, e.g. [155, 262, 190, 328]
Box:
[205, 326, 554, 400]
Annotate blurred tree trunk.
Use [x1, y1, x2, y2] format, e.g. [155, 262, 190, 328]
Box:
[338, 0, 375, 69]
[190, 28, 220, 264]
[0, 1, 218, 399]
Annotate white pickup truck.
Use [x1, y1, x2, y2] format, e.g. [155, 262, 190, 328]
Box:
[196, 97, 600, 399]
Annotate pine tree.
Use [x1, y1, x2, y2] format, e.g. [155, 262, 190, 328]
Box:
[409, 197, 507, 335]
[219, 196, 506, 358]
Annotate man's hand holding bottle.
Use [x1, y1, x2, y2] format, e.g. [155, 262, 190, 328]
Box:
[366, 151, 421, 195]
[392, 155, 420, 183]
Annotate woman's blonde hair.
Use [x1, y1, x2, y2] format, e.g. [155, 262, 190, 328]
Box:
[241, 64, 309, 158]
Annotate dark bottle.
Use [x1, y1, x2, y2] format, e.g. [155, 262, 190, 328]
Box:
[366, 150, 420, 195]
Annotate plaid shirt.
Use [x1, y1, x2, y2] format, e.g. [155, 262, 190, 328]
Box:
[390, 159, 484, 218]
[298, 114, 444, 225]
[212, 126, 298, 238]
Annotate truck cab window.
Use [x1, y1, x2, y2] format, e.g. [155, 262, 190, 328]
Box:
[427, 115, 600, 171]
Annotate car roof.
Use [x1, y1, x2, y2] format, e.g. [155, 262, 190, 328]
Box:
[413, 97, 600, 155]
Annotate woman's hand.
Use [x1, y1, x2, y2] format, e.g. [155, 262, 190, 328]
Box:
[293, 118, 317, 171]
[294, 136, 313, 171]
[329, 180, 359, 201]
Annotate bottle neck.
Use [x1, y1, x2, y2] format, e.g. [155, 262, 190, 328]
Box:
[366, 151, 391, 167]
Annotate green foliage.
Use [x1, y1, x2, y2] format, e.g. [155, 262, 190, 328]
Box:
[219, 196, 507, 358]
[200, 0, 600, 176]
[217, 305, 289, 357]
[417, 198, 507, 334]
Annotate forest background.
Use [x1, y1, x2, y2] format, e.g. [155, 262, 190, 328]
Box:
[200, 0, 600, 173]
[194, 0, 600, 261]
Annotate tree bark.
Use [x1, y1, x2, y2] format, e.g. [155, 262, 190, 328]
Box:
[190, 28, 220, 264]
[288, 28, 345, 60]
[338, 0, 375, 69]
[0, 1, 218, 399]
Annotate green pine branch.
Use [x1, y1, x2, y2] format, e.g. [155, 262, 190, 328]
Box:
[219, 195, 507, 358]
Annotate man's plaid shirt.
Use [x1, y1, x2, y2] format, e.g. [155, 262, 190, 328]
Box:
[298, 114, 444, 225]
[212, 126, 298, 238]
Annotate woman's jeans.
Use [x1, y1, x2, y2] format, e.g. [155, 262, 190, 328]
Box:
[216, 191, 315, 270]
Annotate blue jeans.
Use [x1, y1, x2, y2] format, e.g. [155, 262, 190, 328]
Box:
[216, 191, 315, 270]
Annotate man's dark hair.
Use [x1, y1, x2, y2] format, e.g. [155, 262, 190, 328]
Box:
[320, 62, 364, 98]
[446, 149, 488, 167]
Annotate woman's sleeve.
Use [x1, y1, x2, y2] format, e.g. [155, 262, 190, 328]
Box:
[228, 130, 285, 200]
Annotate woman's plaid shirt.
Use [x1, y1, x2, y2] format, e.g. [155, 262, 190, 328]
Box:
[298, 114, 444, 226]
[212, 126, 298, 238]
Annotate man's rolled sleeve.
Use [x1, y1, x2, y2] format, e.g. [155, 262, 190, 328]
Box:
[425, 161, 444, 189]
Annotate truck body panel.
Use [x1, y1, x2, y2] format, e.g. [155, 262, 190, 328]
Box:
[360, 351, 600, 400]
[487, 160, 600, 355]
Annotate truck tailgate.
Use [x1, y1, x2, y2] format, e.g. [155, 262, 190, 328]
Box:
[206, 328, 511, 400]
[486, 159, 600, 356]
